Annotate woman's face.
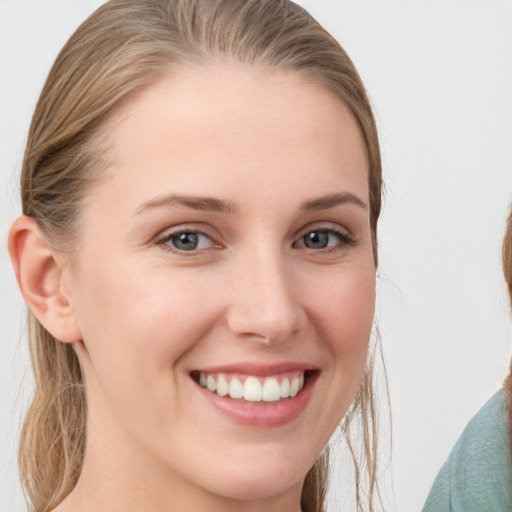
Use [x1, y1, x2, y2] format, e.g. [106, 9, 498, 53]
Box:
[68, 64, 375, 507]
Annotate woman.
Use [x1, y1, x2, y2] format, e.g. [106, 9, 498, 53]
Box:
[422, 209, 512, 511]
[7, 1, 383, 511]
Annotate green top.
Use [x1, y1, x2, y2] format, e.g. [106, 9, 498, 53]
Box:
[422, 390, 512, 512]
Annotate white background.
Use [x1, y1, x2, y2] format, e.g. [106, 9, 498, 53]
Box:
[1, 1, 512, 511]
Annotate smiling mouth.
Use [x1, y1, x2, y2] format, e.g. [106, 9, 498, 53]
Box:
[190, 370, 317, 403]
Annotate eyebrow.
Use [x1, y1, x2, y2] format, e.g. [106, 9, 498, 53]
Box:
[134, 195, 238, 216]
[300, 192, 368, 212]
[134, 191, 367, 217]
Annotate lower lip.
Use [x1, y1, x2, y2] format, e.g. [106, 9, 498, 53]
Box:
[195, 374, 318, 428]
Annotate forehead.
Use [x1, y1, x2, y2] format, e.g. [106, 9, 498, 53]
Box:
[93, 63, 369, 212]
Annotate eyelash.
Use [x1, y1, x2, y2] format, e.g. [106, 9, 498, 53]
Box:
[294, 227, 356, 254]
[154, 226, 355, 255]
[155, 228, 219, 254]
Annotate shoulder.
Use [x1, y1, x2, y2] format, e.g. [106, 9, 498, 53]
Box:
[422, 390, 512, 512]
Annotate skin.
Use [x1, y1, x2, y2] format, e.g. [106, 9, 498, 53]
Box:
[12, 63, 375, 512]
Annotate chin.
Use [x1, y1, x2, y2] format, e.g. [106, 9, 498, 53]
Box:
[196, 450, 311, 501]
[208, 472, 303, 502]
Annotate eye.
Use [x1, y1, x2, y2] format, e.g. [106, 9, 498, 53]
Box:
[157, 230, 217, 252]
[295, 228, 354, 251]
[303, 231, 331, 249]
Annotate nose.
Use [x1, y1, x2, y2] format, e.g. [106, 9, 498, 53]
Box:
[226, 248, 303, 344]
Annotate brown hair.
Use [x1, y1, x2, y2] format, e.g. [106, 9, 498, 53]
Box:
[502, 208, 512, 444]
[18, 1, 383, 511]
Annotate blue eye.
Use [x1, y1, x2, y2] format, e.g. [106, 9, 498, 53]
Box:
[172, 232, 200, 250]
[297, 229, 353, 251]
[160, 231, 215, 252]
[303, 231, 330, 249]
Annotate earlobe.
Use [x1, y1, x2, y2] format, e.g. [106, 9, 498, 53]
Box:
[8, 215, 82, 343]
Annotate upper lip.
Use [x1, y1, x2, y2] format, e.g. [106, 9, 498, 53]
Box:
[191, 362, 319, 377]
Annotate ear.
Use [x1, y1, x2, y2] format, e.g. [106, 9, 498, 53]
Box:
[8, 215, 82, 343]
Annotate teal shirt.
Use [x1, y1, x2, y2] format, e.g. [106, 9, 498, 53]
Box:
[422, 390, 512, 512]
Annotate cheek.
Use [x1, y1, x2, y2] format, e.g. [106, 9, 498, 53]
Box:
[72, 257, 222, 407]
[77, 255, 216, 342]
[307, 265, 375, 420]
[308, 266, 376, 357]
[294, 266, 375, 453]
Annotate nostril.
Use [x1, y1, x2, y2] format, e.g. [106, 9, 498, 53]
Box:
[239, 331, 269, 342]
[226, 302, 303, 345]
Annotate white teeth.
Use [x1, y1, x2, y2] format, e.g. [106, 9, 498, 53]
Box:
[216, 374, 229, 397]
[206, 375, 216, 392]
[289, 377, 300, 397]
[243, 376, 262, 401]
[280, 378, 290, 398]
[262, 378, 281, 402]
[197, 371, 306, 402]
[229, 377, 243, 399]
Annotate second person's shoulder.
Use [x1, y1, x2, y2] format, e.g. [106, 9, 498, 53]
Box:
[422, 390, 512, 512]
